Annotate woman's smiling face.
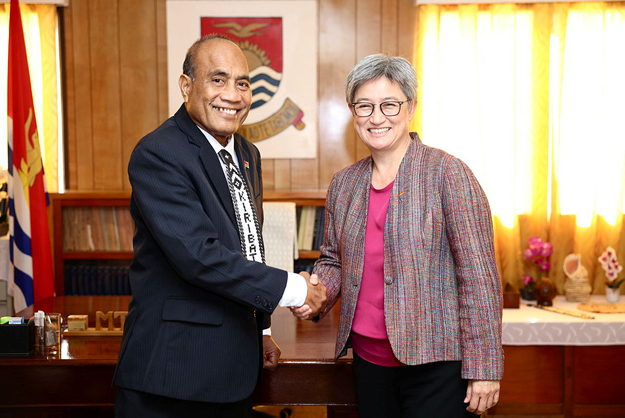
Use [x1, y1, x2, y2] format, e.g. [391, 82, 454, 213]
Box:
[350, 77, 415, 154]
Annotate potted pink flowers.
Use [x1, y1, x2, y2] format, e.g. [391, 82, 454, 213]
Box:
[520, 237, 554, 303]
[598, 247, 623, 303]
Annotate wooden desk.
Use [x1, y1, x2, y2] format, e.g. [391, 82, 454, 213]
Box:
[0, 296, 357, 417]
[491, 297, 625, 418]
[2, 296, 624, 418]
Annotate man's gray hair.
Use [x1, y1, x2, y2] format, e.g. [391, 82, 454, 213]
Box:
[345, 54, 418, 104]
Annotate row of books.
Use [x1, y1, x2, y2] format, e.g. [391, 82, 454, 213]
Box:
[62, 204, 325, 254]
[297, 206, 325, 251]
[64, 265, 131, 296]
[62, 206, 133, 252]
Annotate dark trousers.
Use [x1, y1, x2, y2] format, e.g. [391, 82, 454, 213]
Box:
[115, 386, 253, 418]
[353, 352, 475, 418]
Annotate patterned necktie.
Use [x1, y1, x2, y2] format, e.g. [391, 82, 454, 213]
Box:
[218, 149, 265, 263]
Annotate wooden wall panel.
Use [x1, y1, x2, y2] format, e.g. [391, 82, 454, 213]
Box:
[60, 4, 75, 189]
[381, 0, 399, 55]
[398, 0, 417, 59]
[61, 0, 417, 193]
[64, 0, 94, 189]
[291, 159, 321, 190]
[262, 160, 276, 190]
[119, 0, 160, 191]
[357, 0, 382, 58]
[355, 0, 382, 162]
[90, 0, 123, 190]
[156, 0, 169, 123]
[317, 0, 358, 189]
[63, 0, 168, 191]
[274, 160, 292, 190]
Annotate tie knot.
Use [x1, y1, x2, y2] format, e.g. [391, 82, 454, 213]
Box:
[219, 149, 234, 165]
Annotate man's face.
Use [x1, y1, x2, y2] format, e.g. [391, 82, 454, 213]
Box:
[179, 39, 252, 145]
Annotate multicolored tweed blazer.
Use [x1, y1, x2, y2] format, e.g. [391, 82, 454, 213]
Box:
[314, 133, 504, 381]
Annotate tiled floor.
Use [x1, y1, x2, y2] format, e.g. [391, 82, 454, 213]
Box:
[253, 405, 326, 418]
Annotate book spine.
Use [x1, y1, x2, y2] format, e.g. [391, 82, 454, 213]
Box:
[111, 209, 122, 251]
[302, 206, 316, 251]
[91, 206, 105, 250]
[297, 206, 308, 251]
[101, 207, 110, 251]
[312, 206, 322, 250]
[316, 207, 325, 250]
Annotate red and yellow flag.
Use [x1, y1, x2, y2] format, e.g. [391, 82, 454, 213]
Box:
[7, 0, 54, 312]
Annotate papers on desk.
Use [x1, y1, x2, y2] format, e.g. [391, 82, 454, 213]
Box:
[262, 202, 297, 272]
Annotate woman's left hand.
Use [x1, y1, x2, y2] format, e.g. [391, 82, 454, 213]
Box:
[464, 380, 500, 415]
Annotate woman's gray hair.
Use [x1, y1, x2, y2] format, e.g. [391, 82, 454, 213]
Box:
[345, 54, 418, 104]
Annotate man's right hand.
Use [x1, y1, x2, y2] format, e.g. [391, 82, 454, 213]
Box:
[291, 273, 327, 320]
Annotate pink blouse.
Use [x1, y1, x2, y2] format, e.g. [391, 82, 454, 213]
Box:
[350, 181, 404, 367]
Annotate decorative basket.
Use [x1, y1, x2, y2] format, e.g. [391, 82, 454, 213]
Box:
[563, 254, 591, 302]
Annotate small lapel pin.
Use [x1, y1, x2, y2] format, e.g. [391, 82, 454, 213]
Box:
[244, 161, 250, 169]
[398, 192, 404, 198]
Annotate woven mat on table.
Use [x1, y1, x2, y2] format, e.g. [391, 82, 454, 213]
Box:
[577, 303, 625, 313]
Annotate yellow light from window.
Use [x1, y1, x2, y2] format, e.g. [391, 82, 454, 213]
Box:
[419, 5, 535, 228]
[554, 6, 625, 227]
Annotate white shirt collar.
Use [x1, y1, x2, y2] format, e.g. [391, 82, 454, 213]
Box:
[196, 125, 239, 168]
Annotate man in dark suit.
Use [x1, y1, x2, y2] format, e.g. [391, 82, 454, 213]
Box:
[113, 35, 327, 417]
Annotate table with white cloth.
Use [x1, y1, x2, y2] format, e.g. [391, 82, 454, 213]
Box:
[503, 295, 625, 346]
[491, 295, 625, 417]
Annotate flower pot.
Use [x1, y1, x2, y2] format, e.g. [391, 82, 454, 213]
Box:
[520, 288, 536, 301]
[534, 277, 557, 306]
[605, 287, 621, 303]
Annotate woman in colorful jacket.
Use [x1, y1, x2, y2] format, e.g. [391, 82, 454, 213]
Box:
[293, 54, 503, 417]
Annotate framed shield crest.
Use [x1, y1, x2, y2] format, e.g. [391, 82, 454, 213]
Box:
[167, 1, 318, 159]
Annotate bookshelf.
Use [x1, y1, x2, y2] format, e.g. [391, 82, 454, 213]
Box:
[265, 190, 326, 260]
[51, 191, 133, 297]
[50, 190, 326, 296]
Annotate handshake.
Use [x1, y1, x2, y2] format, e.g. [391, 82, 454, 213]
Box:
[291, 272, 327, 320]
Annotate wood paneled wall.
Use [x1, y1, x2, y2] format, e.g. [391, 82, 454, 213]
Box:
[61, 0, 416, 192]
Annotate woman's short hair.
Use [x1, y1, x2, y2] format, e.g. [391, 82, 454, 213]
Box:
[345, 54, 418, 104]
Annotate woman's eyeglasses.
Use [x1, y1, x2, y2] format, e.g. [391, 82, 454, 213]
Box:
[351, 101, 406, 117]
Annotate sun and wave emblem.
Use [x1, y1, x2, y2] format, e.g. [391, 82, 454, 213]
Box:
[238, 41, 282, 110]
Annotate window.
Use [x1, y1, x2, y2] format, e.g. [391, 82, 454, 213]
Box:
[414, 3, 625, 290]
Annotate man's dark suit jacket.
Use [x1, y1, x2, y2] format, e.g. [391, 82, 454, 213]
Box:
[112, 104, 288, 403]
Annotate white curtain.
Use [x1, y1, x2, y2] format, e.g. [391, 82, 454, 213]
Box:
[414, 3, 625, 292]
